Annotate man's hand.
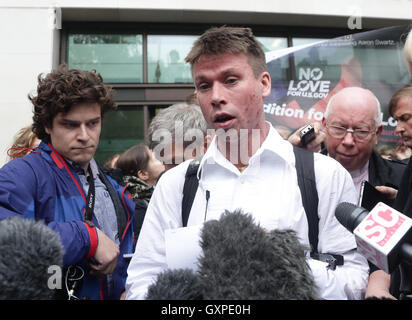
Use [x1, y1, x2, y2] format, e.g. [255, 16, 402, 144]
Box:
[288, 122, 325, 152]
[375, 185, 398, 200]
[365, 270, 397, 300]
[89, 228, 120, 277]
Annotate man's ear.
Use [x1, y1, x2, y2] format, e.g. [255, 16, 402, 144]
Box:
[137, 169, 149, 181]
[45, 126, 51, 135]
[376, 125, 383, 137]
[375, 125, 383, 145]
[260, 71, 271, 99]
[321, 117, 327, 129]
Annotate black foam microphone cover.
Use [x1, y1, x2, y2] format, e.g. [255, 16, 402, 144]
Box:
[0, 217, 64, 300]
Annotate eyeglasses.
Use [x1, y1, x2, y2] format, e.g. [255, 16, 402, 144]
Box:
[326, 124, 374, 142]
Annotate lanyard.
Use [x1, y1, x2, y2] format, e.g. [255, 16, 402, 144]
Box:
[84, 166, 95, 223]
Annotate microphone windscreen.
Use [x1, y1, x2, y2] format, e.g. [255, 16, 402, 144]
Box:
[198, 209, 318, 300]
[146, 268, 203, 300]
[0, 217, 64, 300]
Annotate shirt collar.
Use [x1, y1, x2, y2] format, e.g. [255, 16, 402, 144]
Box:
[256, 122, 296, 164]
[68, 158, 99, 179]
[198, 122, 295, 177]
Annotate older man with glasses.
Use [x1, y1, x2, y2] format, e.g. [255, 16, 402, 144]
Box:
[291, 86, 406, 197]
[321, 87, 406, 196]
[290, 86, 406, 300]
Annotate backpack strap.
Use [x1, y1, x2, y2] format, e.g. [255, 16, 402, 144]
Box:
[293, 145, 319, 254]
[182, 158, 202, 227]
[293, 146, 344, 270]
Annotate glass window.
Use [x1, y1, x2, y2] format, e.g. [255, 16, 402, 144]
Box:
[147, 35, 198, 83]
[148, 105, 169, 121]
[292, 38, 326, 47]
[67, 34, 143, 83]
[257, 37, 288, 52]
[291, 37, 349, 81]
[95, 108, 145, 165]
[354, 47, 409, 84]
[259, 37, 289, 84]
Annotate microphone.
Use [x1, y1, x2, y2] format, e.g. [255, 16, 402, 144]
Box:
[146, 209, 318, 300]
[0, 217, 64, 300]
[335, 202, 412, 274]
[146, 269, 203, 300]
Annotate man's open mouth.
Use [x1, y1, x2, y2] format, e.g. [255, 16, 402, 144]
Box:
[214, 114, 235, 123]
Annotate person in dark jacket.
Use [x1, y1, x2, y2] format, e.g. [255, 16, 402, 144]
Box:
[115, 143, 164, 239]
[391, 84, 412, 216]
[386, 83, 412, 299]
[0, 65, 135, 300]
[289, 86, 407, 300]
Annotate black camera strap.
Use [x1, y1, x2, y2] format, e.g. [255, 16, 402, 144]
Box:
[84, 166, 95, 223]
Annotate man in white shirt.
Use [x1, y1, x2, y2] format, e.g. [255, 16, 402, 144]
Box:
[126, 26, 369, 300]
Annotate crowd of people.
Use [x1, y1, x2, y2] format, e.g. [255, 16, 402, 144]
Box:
[1, 24, 412, 300]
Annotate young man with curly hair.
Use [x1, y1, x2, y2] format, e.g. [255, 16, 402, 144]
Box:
[0, 65, 135, 300]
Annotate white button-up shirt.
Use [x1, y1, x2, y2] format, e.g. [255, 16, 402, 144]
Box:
[126, 124, 369, 300]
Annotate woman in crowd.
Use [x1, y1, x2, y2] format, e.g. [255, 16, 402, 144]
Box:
[8, 124, 41, 160]
[116, 143, 164, 239]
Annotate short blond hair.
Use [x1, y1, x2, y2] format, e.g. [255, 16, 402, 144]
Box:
[185, 26, 267, 78]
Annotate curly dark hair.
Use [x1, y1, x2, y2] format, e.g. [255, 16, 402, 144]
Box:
[29, 64, 117, 140]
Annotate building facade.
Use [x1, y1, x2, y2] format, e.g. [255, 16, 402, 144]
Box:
[1, 1, 411, 165]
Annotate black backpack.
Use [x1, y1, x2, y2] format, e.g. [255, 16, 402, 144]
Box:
[181, 145, 343, 270]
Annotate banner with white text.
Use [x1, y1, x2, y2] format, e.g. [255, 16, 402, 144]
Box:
[264, 25, 412, 150]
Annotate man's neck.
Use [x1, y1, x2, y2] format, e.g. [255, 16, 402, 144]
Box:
[349, 160, 369, 178]
[216, 122, 270, 168]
